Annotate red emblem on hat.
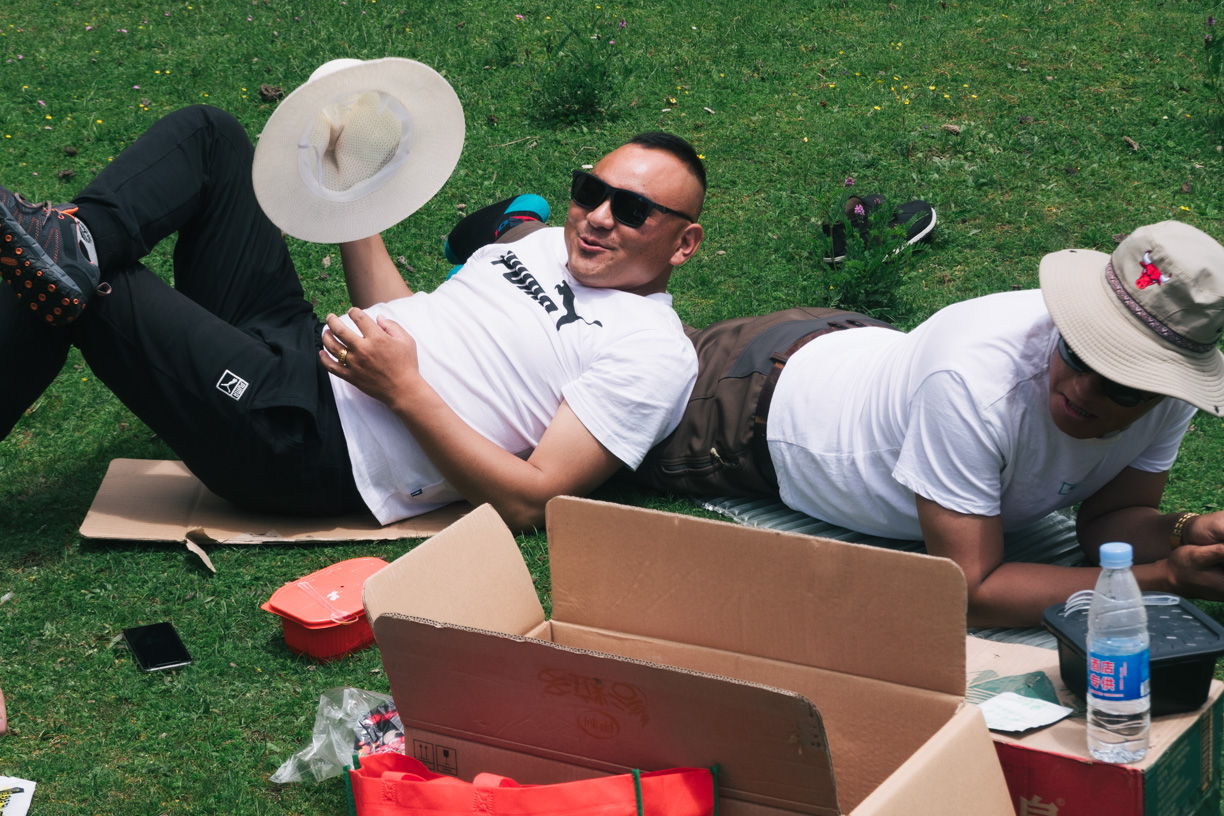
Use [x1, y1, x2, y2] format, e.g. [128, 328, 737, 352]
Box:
[1135, 251, 1168, 289]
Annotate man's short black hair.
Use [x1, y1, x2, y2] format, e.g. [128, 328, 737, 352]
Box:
[628, 132, 707, 194]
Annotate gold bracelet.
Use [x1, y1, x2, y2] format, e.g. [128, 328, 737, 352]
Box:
[1171, 512, 1200, 548]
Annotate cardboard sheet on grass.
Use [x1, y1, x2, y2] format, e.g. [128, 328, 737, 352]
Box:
[967, 636, 1223, 816]
[362, 497, 1014, 815]
[79, 459, 470, 570]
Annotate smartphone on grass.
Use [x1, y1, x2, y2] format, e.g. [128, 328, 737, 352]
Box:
[124, 622, 193, 672]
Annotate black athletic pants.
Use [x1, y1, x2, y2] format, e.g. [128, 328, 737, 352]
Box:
[0, 105, 365, 515]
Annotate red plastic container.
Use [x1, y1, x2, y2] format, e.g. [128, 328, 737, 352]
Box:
[261, 557, 388, 661]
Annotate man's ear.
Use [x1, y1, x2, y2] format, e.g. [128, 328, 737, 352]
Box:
[669, 222, 705, 268]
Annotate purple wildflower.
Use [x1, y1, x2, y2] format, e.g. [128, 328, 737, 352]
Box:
[844, 177, 855, 187]
[853, 204, 865, 217]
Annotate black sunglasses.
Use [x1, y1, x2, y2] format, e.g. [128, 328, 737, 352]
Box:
[570, 170, 696, 228]
[1056, 334, 1155, 408]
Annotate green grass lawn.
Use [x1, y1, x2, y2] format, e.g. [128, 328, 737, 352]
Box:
[3, 0, 1224, 812]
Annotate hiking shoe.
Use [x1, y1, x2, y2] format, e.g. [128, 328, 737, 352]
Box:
[443, 193, 549, 267]
[821, 193, 936, 263]
[1, 185, 100, 325]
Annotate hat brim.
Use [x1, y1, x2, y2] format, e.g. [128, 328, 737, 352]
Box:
[252, 58, 464, 244]
[1040, 248, 1224, 415]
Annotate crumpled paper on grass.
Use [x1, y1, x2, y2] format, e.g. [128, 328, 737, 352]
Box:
[271, 687, 404, 783]
[0, 777, 36, 816]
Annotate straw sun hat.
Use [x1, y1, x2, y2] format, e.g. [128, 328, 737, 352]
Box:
[252, 57, 464, 244]
[1040, 221, 1224, 416]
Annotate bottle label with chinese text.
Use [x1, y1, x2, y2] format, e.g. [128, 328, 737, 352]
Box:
[1087, 650, 1151, 701]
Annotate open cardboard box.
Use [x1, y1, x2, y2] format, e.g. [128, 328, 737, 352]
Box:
[362, 497, 1014, 815]
[967, 636, 1223, 816]
[78, 459, 469, 569]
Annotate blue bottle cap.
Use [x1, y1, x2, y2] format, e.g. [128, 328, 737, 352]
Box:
[1099, 542, 1134, 569]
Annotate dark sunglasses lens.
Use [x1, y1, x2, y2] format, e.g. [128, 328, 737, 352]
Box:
[1058, 337, 1090, 373]
[571, 171, 659, 228]
[610, 191, 651, 227]
[1059, 336, 1151, 407]
[571, 173, 609, 208]
[1103, 382, 1147, 408]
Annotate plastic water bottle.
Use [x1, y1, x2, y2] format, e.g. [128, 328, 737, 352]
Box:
[1086, 542, 1150, 763]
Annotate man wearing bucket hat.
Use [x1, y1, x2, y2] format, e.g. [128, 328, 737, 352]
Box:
[0, 58, 703, 531]
[639, 221, 1224, 627]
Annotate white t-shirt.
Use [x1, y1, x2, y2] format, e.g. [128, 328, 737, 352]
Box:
[330, 227, 697, 524]
[767, 289, 1196, 540]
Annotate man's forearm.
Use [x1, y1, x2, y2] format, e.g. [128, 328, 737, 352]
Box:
[387, 377, 556, 530]
[339, 235, 412, 308]
[969, 559, 1177, 628]
[968, 561, 1105, 628]
[1077, 506, 1181, 564]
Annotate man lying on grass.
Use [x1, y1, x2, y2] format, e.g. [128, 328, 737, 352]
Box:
[639, 221, 1224, 627]
[0, 58, 703, 532]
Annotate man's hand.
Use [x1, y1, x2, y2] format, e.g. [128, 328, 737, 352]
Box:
[1182, 510, 1224, 549]
[1164, 510, 1224, 601]
[1165, 541, 1224, 600]
[1077, 469, 1224, 601]
[319, 308, 422, 409]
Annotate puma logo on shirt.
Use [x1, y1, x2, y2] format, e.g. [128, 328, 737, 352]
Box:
[494, 250, 602, 331]
[554, 280, 603, 329]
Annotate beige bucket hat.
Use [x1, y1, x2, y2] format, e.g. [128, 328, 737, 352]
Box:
[252, 57, 464, 244]
[1040, 221, 1224, 416]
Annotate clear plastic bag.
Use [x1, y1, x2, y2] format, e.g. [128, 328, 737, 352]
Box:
[271, 687, 404, 783]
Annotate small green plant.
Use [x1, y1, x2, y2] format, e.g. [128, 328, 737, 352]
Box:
[530, 13, 629, 126]
[815, 190, 918, 324]
[1206, 14, 1223, 96]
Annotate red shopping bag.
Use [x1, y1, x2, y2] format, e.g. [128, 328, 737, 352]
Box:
[348, 752, 718, 816]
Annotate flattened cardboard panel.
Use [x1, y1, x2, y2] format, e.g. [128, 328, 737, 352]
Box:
[552, 620, 961, 812]
[546, 497, 966, 696]
[80, 458, 200, 542]
[80, 459, 469, 544]
[375, 616, 837, 815]
[852, 706, 1014, 816]
[363, 503, 544, 635]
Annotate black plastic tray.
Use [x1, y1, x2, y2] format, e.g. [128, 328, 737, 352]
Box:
[1042, 597, 1224, 716]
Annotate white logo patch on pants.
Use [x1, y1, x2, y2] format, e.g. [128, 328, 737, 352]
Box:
[216, 370, 249, 400]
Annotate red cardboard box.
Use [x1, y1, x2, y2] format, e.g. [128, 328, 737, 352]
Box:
[967, 636, 1223, 816]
